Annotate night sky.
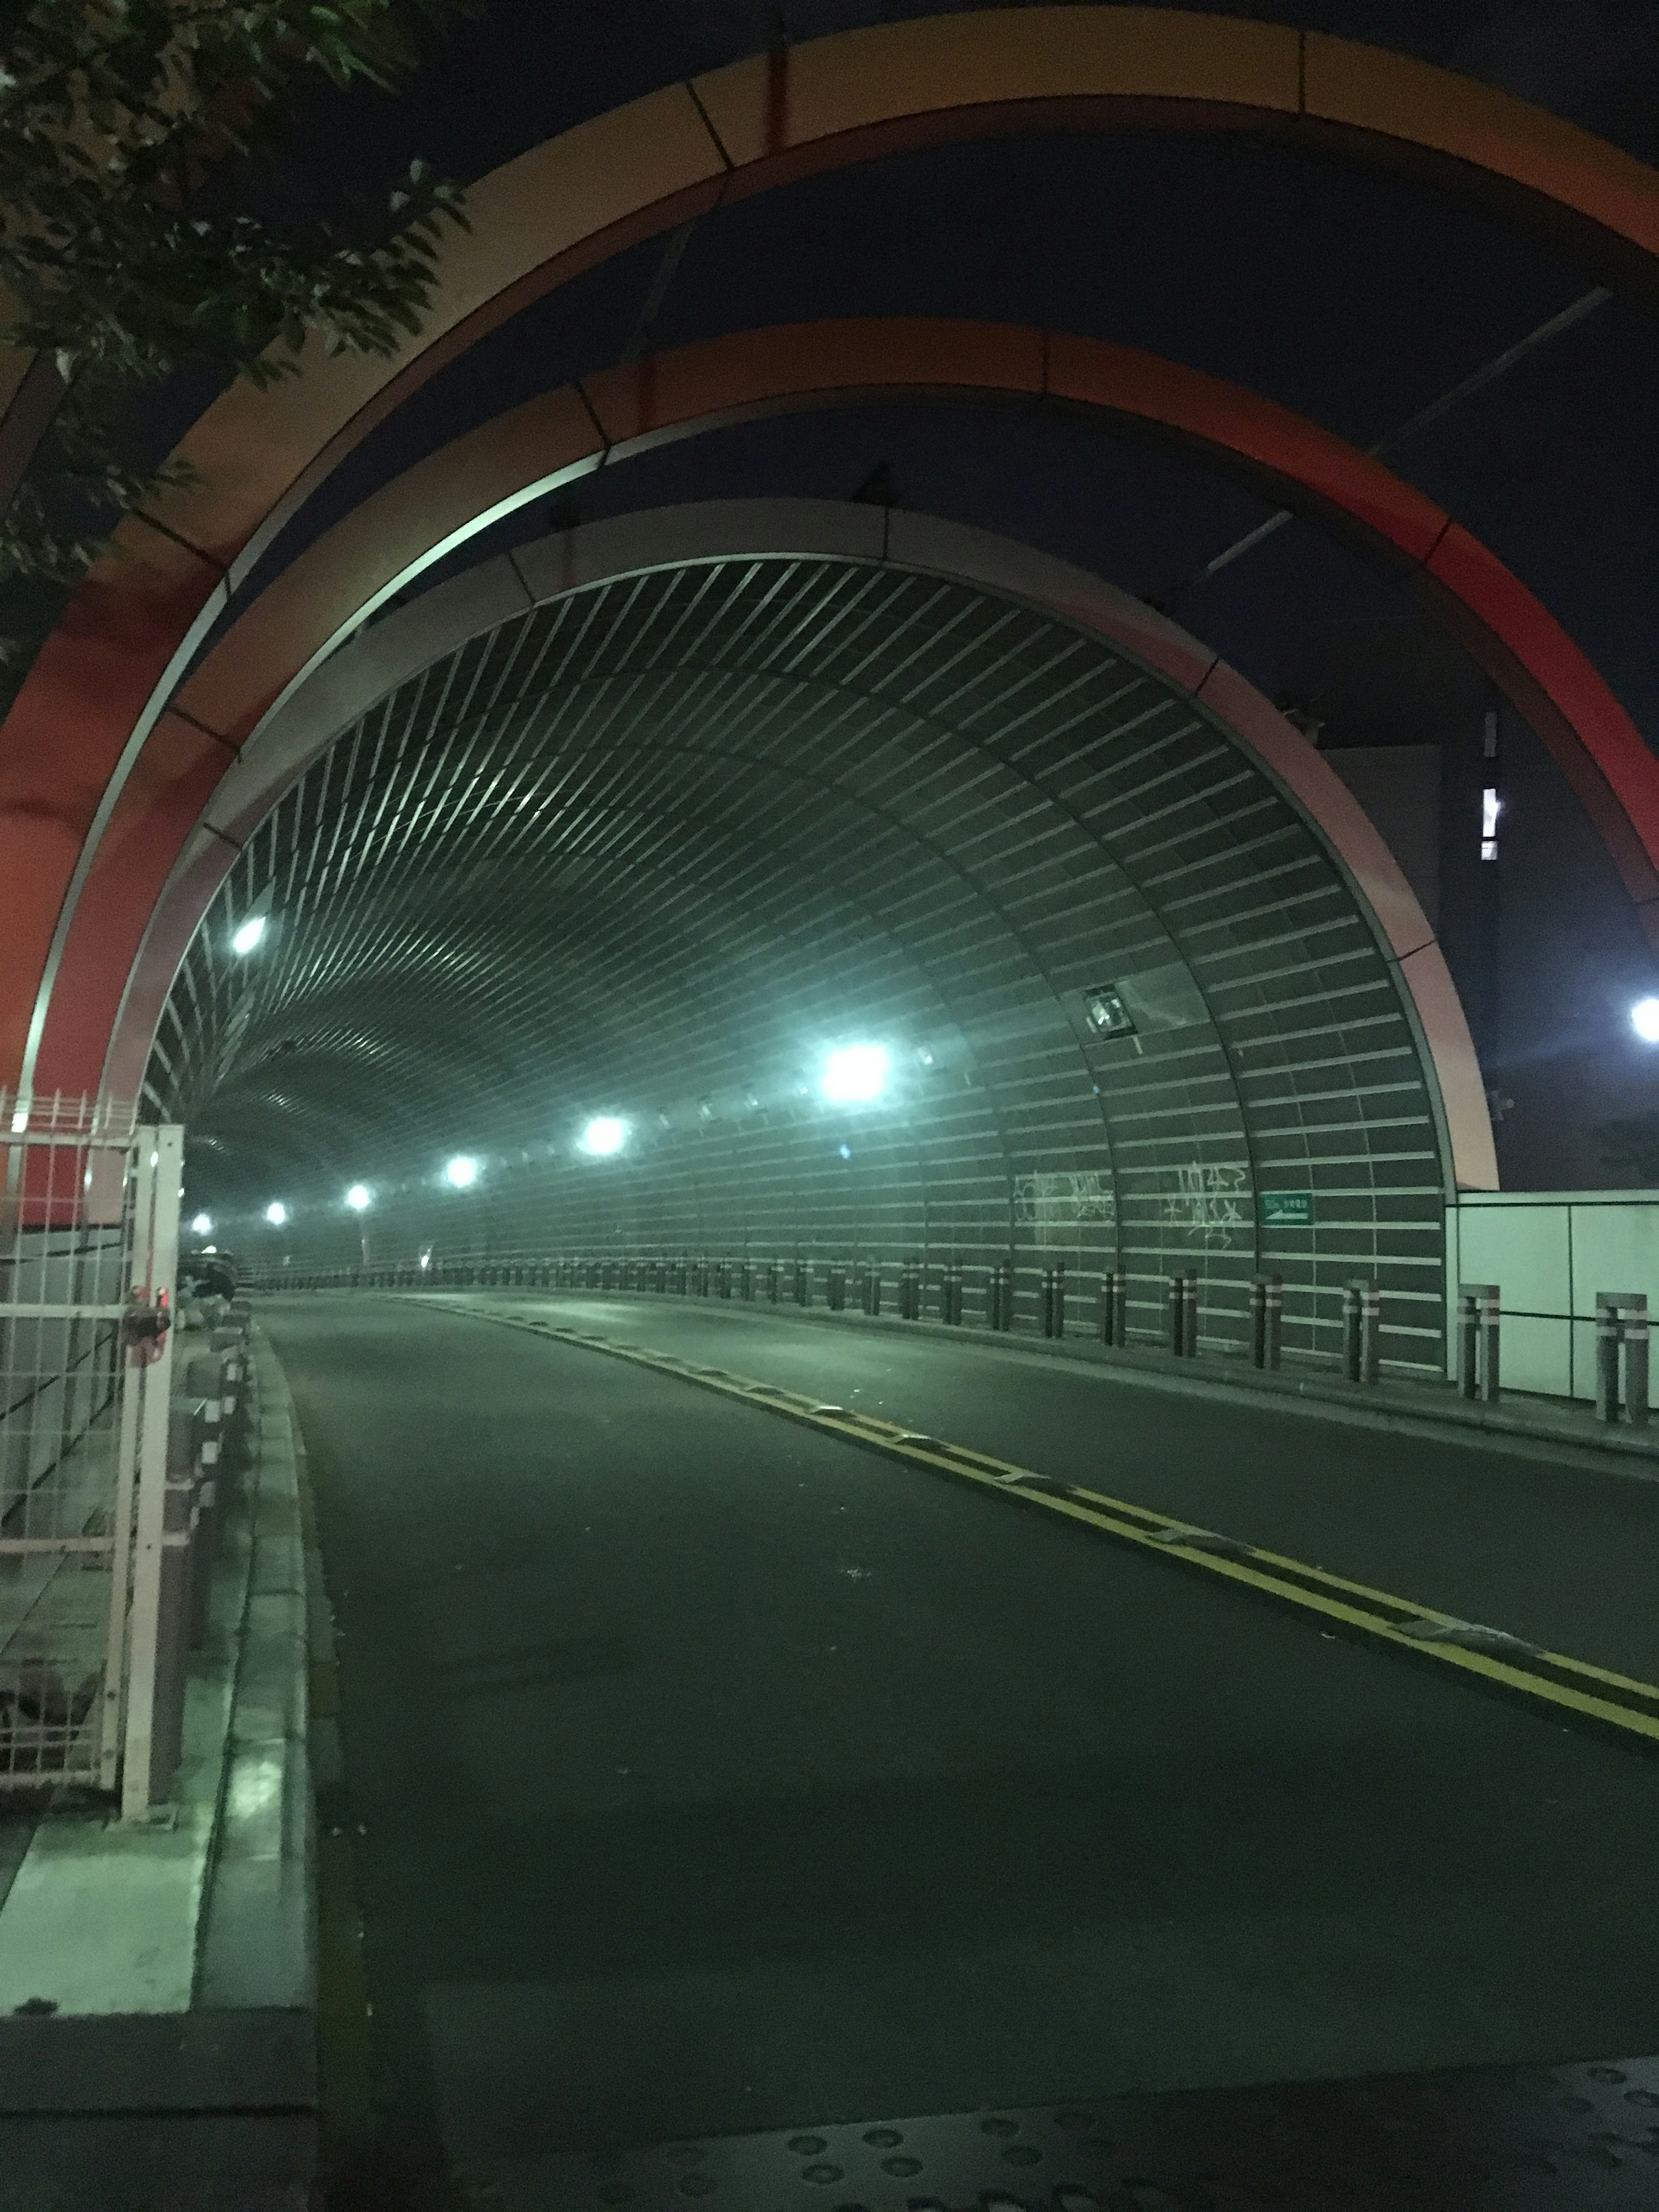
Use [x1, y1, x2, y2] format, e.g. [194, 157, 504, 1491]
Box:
[192, 0, 1659, 1186]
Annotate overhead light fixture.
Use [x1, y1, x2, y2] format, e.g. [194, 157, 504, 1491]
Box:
[445, 1154, 479, 1189]
[345, 1183, 372, 1211]
[264, 1201, 288, 1226]
[231, 914, 267, 956]
[190, 1212, 213, 1236]
[578, 1116, 628, 1157]
[1083, 984, 1135, 1037]
[1632, 998, 1659, 1044]
[820, 1043, 890, 1105]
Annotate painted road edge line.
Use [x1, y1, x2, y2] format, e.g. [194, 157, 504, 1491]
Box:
[411, 1297, 1659, 1756]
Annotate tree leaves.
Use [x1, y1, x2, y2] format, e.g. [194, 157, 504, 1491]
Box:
[0, 0, 476, 616]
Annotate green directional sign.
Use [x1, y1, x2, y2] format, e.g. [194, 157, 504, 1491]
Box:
[1259, 1189, 1315, 1229]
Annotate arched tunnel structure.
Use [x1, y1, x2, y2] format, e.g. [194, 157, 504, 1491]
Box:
[149, 502, 1488, 1376]
[10, 11, 1659, 2199]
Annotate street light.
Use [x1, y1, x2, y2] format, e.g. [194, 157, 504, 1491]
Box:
[821, 1042, 890, 1105]
[265, 1201, 288, 1226]
[1632, 998, 1659, 1044]
[231, 914, 267, 956]
[345, 1183, 372, 1211]
[579, 1116, 628, 1157]
[445, 1155, 478, 1189]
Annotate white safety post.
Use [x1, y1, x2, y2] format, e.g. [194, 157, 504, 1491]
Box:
[120, 1125, 182, 1820]
[98, 1131, 148, 1790]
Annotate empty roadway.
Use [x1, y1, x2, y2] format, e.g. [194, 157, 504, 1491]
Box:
[262, 1293, 1659, 2198]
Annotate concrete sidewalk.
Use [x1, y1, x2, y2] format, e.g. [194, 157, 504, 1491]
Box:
[0, 1333, 317, 2211]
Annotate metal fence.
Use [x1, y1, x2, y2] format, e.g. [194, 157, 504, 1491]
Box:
[1, 1096, 181, 1814]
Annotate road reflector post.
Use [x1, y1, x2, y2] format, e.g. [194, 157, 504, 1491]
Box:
[1182, 1270, 1198, 1358]
[1108, 1266, 1129, 1347]
[1597, 1296, 1621, 1422]
[988, 1262, 1011, 1331]
[1628, 1303, 1650, 1427]
[1361, 1280, 1381, 1385]
[1041, 1263, 1066, 1339]
[1167, 1275, 1183, 1354]
[1596, 1292, 1647, 1424]
[943, 1264, 963, 1324]
[1250, 1274, 1283, 1369]
[794, 1259, 810, 1306]
[827, 1265, 846, 1312]
[1456, 1282, 1500, 1403]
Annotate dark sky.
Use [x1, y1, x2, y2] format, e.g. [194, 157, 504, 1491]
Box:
[229, 0, 1659, 740]
[201, 0, 1659, 1183]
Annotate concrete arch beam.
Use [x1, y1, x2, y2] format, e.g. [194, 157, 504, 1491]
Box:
[31, 318, 1649, 1135]
[112, 495, 1498, 1194]
[3, 7, 1657, 1088]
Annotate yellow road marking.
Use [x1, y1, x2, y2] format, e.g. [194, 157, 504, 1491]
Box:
[411, 1297, 1659, 1753]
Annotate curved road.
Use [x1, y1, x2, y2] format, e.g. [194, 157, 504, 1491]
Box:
[262, 1294, 1659, 2204]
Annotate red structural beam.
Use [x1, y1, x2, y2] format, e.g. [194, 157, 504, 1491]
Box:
[23, 315, 1657, 1114]
[3, 7, 1658, 1089]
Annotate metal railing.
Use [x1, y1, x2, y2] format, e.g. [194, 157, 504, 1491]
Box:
[238, 1250, 1420, 1382]
[0, 1097, 198, 1816]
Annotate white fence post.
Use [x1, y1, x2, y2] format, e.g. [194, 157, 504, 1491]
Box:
[120, 1124, 182, 1820]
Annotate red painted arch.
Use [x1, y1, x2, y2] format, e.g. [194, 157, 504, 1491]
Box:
[3, 8, 1659, 1090]
[24, 316, 1659, 1111]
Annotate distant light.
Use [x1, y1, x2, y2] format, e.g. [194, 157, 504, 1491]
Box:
[345, 1183, 372, 1211]
[579, 1116, 628, 1158]
[419, 1251, 432, 1271]
[231, 914, 267, 956]
[821, 1043, 890, 1105]
[264, 1201, 288, 1226]
[915, 1045, 936, 1068]
[190, 1212, 213, 1236]
[1632, 998, 1659, 1044]
[445, 1154, 478, 1189]
[202, 1245, 217, 1254]
[838, 1143, 853, 1160]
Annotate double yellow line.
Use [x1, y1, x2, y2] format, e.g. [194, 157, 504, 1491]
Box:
[420, 1297, 1659, 1756]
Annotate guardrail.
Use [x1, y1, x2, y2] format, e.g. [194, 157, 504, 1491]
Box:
[233, 1255, 1397, 1385]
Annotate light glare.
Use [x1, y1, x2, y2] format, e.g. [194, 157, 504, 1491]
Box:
[821, 1042, 890, 1105]
[231, 914, 267, 956]
[345, 1182, 372, 1211]
[190, 1212, 212, 1236]
[264, 1201, 288, 1226]
[1632, 998, 1659, 1044]
[445, 1154, 478, 1189]
[579, 1115, 628, 1157]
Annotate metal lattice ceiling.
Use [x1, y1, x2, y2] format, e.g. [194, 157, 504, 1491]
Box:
[150, 550, 1451, 1371]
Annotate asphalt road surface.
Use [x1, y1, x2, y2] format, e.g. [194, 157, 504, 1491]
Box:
[261, 1293, 1659, 2203]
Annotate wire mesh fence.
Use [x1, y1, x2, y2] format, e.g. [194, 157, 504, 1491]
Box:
[0, 1096, 174, 1796]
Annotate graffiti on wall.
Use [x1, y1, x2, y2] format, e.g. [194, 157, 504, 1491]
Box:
[1015, 1170, 1116, 1248]
[1160, 1163, 1251, 1251]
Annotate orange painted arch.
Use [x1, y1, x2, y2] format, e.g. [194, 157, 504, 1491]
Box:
[24, 315, 1659, 1113]
[4, 7, 1659, 1090]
